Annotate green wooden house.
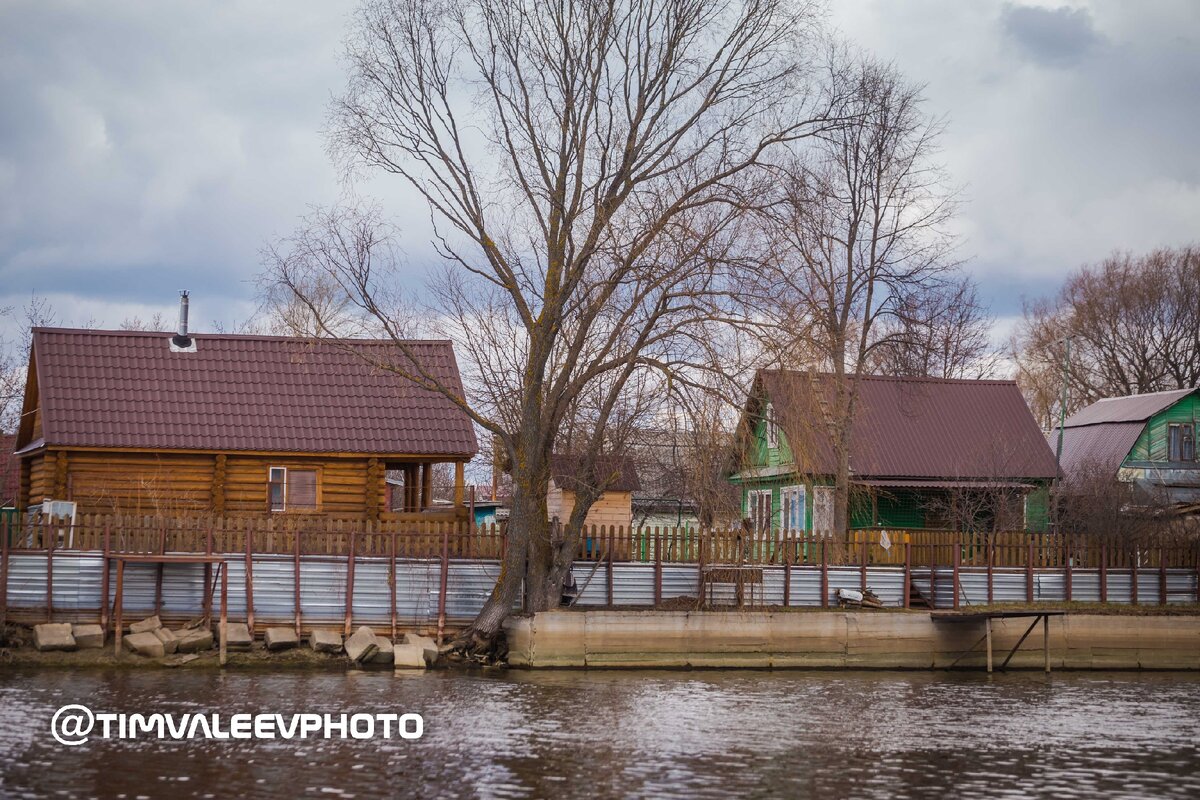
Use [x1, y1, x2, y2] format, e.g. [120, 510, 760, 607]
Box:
[729, 371, 1059, 533]
[1054, 387, 1200, 509]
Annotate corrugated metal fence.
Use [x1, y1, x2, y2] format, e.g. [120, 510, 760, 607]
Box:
[4, 552, 1197, 634]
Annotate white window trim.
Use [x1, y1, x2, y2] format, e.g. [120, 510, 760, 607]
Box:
[269, 466, 287, 512]
[747, 489, 772, 534]
[765, 402, 779, 448]
[779, 484, 807, 533]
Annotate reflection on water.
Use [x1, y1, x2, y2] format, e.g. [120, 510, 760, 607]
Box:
[1, 667, 1198, 799]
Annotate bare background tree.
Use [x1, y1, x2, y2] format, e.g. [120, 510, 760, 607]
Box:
[749, 51, 965, 533]
[1012, 246, 1200, 428]
[262, 0, 836, 653]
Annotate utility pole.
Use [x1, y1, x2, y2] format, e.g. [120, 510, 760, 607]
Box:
[1054, 335, 1073, 474]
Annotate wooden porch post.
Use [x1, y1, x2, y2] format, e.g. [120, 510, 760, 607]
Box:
[454, 462, 465, 509]
[421, 463, 433, 511]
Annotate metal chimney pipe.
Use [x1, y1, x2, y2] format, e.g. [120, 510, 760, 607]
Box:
[178, 290, 190, 337]
[170, 290, 195, 351]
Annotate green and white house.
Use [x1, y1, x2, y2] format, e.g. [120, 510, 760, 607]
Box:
[730, 370, 1059, 533]
[1054, 387, 1200, 509]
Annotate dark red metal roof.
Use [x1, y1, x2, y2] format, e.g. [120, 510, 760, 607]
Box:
[551, 453, 641, 493]
[24, 328, 478, 457]
[756, 370, 1059, 480]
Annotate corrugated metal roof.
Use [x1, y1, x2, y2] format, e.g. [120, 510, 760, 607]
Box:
[1062, 388, 1196, 428]
[853, 478, 1036, 489]
[1048, 423, 1144, 479]
[24, 328, 478, 457]
[757, 370, 1059, 480]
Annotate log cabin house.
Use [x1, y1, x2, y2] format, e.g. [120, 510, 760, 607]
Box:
[12, 325, 478, 521]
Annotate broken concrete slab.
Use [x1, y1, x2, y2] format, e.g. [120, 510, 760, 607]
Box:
[72, 623, 105, 650]
[310, 629, 343, 654]
[345, 626, 379, 663]
[403, 633, 439, 665]
[129, 615, 163, 634]
[152, 628, 179, 655]
[33, 623, 76, 652]
[265, 627, 299, 651]
[175, 629, 214, 654]
[223, 622, 253, 651]
[367, 637, 394, 664]
[393, 642, 427, 669]
[123, 631, 166, 658]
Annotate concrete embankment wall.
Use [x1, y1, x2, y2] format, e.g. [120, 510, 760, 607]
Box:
[504, 611, 1200, 670]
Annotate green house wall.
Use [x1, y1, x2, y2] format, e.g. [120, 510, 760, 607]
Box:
[1125, 393, 1200, 465]
[735, 397, 1052, 532]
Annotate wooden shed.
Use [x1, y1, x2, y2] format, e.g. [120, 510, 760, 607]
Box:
[12, 327, 477, 520]
[547, 454, 641, 530]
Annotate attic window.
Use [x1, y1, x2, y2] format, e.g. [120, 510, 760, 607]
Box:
[765, 402, 779, 448]
[1169, 423, 1195, 462]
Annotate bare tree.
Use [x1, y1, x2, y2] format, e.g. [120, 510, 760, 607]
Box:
[868, 276, 998, 380]
[263, 0, 834, 653]
[752, 52, 958, 532]
[0, 295, 58, 434]
[1012, 246, 1200, 428]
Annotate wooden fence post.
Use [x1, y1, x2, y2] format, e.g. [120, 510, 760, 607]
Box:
[244, 526, 255, 635]
[952, 543, 960, 610]
[436, 523, 450, 644]
[1131, 548, 1139, 606]
[389, 530, 398, 642]
[1026, 539, 1034, 603]
[219, 565, 228, 667]
[113, 559, 125, 657]
[820, 539, 829, 609]
[606, 530, 614, 607]
[903, 541, 911, 609]
[859, 535, 868, 593]
[1159, 550, 1167, 607]
[1064, 538, 1073, 603]
[0, 513, 9, 628]
[100, 524, 111, 632]
[344, 530, 357, 637]
[783, 538, 791, 608]
[653, 528, 662, 606]
[1099, 543, 1108, 603]
[45, 520, 54, 623]
[294, 528, 303, 636]
[986, 535, 994, 606]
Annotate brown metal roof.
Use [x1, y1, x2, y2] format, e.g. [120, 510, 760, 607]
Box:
[550, 453, 641, 494]
[756, 371, 1059, 480]
[1047, 423, 1143, 480]
[1062, 388, 1196, 428]
[23, 328, 478, 457]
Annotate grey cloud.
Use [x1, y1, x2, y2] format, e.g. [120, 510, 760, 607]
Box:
[1001, 4, 1103, 66]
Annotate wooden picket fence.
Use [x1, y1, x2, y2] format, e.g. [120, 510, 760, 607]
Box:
[3, 514, 1198, 571]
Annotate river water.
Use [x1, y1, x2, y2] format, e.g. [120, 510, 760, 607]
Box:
[1, 668, 1198, 799]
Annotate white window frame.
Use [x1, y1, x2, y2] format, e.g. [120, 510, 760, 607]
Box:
[747, 489, 773, 534]
[779, 484, 807, 533]
[812, 485, 835, 536]
[765, 402, 779, 448]
[269, 466, 287, 512]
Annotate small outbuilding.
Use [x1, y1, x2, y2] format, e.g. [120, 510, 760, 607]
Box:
[547, 454, 641, 530]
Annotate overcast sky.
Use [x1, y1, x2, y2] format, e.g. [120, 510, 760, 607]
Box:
[1, 0, 1198, 346]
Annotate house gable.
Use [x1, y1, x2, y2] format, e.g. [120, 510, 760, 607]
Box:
[1125, 392, 1200, 465]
